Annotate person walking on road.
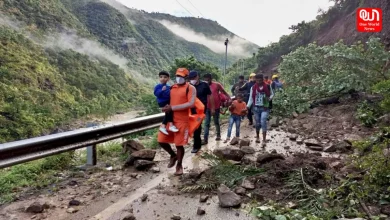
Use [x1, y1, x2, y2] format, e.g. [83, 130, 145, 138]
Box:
[224, 93, 247, 144]
[246, 74, 274, 147]
[239, 73, 256, 125]
[231, 75, 245, 96]
[188, 71, 214, 153]
[158, 68, 196, 176]
[203, 73, 231, 144]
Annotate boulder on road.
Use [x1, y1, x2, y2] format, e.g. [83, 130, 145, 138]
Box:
[241, 179, 255, 190]
[239, 139, 250, 147]
[218, 184, 241, 208]
[240, 146, 255, 154]
[324, 141, 351, 153]
[257, 153, 285, 164]
[126, 149, 156, 165]
[122, 140, 145, 154]
[134, 160, 155, 170]
[25, 202, 44, 213]
[213, 148, 245, 161]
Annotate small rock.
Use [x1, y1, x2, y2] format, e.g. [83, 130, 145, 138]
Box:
[171, 215, 181, 220]
[230, 137, 239, 145]
[69, 199, 81, 206]
[141, 194, 148, 202]
[218, 184, 241, 208]
[368, 206, 381, 216]
[292, 112, 299, 118]
[343, 134, 363, 145]
[257, 153, 285, 164]
[289, 134, 298, 141]
[240, 146, 255, 154]
[234, 187, 246, 195]
[296, 138, 304, 144]
[304, 139, 322, 147]
[213, 148, 245, 161]
[122, 213, 136, 220]
[66, 208, 78, 213]
[199, 195, 209, 203]
[241, 179, 255, 190]
[68, 180, 78, 186]
[239, 139, 250, 147]
[26, 202, 44, 213]
[284, 146, 290, 150]
[196, 207, 206, 215]
[134, 160, 155, 170]
[381, 205, 390, 215]
[31, 215, 37, 219]
[150, 167, 160, 173]
[130, 173, 138, 178]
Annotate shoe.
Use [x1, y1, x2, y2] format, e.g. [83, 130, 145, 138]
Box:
[169, 125, 179, 133]
[168, 156, 177, 168]
[201, 141, 208, 145]
[261, 142, 266, 148]
[255, 138, 260, 143]
[159, 127, 169, 135]
[215, 137, 221, 141]
[249, 122, 253, 126]
[223, 138, 230, 143]
[191, 148, 200, 153]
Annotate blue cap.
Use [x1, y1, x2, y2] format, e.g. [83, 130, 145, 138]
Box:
[188, 70, 198, 79]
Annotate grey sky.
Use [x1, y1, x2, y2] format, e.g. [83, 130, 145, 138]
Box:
[117, 0, 334, 46]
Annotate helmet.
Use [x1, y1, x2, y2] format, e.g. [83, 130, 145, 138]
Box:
[249, 73, 256, 77]
[272, 74, 278, 79]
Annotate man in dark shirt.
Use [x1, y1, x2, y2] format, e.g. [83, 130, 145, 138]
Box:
[231, 75, 245, 96]
[239, 73, 256, 125]
[189, 71, 214, 153]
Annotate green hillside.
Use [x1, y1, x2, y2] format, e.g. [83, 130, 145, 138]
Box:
[0, 27, 145, 143]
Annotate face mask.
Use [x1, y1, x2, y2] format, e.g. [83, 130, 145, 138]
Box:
[176, 76, 185, 84]
[190, 80, 197, 85]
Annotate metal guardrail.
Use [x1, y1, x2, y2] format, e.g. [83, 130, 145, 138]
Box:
[0, 113, 165, 169]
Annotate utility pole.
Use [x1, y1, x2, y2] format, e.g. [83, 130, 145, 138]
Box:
[224, 38, 229, 87]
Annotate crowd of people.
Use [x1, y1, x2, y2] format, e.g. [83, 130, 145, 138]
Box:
[153, 68, 283, 175]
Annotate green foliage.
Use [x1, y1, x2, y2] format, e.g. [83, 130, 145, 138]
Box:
[274, 38, 390, 116]
[0, 27, 141, 143]
[356, 101, 380, 127]
[0, 0, 87, 33]
[0, 152, 75, 204]
[373, 79, 390, 112]
[181, 153, 263, 192]
[229, 0, 366, 78]
[169, 56, 222, 81]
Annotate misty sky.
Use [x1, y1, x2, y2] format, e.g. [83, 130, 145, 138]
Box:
[117, 0, 334, 47]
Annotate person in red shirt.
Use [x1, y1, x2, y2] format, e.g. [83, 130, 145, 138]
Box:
[224, 93, 247, 143]
[203, 73, 231, 144]
[158, 68, 196, 175]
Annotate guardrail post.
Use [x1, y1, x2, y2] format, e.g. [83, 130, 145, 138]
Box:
[86, 145, 97, 166]
[86, 122, 98, 166]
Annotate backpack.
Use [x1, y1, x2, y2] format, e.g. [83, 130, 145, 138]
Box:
[186, 84, 205, 137]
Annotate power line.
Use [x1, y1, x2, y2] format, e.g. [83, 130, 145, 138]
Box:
[175, 0, 195, 17]
[186, 0, 205, 17]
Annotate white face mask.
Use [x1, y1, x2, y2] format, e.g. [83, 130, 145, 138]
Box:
[176, 76, 185, 84]
[190, 80, 197, 85]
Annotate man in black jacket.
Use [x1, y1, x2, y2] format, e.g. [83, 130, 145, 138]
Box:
[239, 73, 256, 125]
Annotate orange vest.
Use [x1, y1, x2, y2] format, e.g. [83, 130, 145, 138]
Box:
[188, 99, 205, 137]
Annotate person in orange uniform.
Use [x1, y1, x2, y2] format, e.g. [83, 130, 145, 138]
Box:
[158, 68, 196, 176]
[264, 75, 272, 85]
